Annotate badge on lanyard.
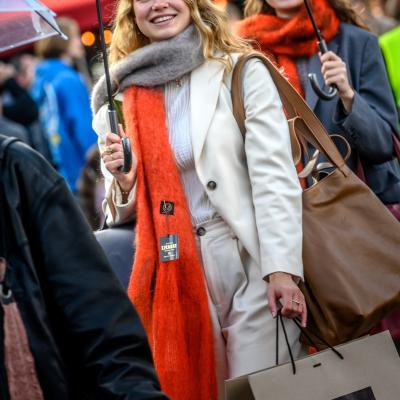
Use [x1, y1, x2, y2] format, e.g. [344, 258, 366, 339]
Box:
[160, 200, 174, 215]
[160, 234, 179, 262]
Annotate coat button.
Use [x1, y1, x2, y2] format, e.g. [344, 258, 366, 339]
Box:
[196, 227, 206, 236]
[207, 181, 217, 190]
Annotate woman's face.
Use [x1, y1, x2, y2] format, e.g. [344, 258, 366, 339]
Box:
[265, 0, 303, 18]
[67, 24, 85, 60]
[133, 0, 191, 42]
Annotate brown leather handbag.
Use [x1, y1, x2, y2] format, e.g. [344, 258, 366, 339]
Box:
[231, 53, 400, 346]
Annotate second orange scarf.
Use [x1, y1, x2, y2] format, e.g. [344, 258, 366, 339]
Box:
[238, 0, 340, 95]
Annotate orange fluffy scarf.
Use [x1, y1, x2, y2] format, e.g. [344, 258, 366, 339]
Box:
[238, 0, 340, 95]
[123, 86, 217, 400]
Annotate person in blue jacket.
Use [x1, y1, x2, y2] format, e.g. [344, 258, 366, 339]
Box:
[31, 17, 96, 193]
[239, 0, 400, 206]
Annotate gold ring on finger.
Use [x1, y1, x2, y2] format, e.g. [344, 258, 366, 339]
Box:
[291, 299, 301, 305]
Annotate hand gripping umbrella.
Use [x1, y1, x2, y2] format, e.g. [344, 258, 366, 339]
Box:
[304, 0, 338, 100]
[95, 0, 132, 173]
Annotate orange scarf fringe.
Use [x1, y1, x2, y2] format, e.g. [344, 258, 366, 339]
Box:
[123, 86, 217, 400]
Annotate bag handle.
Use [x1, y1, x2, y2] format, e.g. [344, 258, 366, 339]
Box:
[0, 137, 19, 160]
[275, 312, 344, 375]
[231, 53, 349, 175]
[0, 137, 19, 260]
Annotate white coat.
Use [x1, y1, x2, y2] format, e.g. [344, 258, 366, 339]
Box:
[93, 56, 303, 281]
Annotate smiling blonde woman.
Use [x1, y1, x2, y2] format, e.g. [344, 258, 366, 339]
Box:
[92, 0, 306, 398]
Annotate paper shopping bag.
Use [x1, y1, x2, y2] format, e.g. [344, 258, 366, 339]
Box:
[248, 331, 400, 400]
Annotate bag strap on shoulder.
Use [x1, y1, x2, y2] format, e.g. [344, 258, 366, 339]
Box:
[0, 137, 20, 160]
[230, 53, 349, 175]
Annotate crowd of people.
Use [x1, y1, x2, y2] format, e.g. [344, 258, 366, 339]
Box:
[0, 0, 400, 399]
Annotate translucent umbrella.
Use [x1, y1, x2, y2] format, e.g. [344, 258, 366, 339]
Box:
[0, 0, 66, 53]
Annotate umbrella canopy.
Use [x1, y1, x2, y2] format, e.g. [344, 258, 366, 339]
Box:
[0, 0, 66, 53]
[40, 0, 115, 31]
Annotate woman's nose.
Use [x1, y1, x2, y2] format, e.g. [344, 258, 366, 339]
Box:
[151, 0, 169, 11]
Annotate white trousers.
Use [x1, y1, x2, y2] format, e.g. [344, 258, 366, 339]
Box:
[195, 217, 302, 399]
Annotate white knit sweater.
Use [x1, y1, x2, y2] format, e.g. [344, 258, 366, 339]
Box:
[164, 75, 216, 224]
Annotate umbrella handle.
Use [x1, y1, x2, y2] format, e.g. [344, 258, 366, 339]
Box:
[108, 110, 132, 173]
[308, 39, 337, 101]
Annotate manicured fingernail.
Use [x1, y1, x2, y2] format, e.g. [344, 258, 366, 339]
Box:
[272, 311, 277, 318]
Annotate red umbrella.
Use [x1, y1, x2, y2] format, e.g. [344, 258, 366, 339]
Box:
[40, 0, 116, 30]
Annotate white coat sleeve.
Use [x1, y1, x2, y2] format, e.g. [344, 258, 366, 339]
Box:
[92, 104, 136, 226]
[242, 59, 303, 280]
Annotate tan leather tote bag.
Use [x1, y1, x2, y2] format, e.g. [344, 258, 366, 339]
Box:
[231, 53, 400, 346]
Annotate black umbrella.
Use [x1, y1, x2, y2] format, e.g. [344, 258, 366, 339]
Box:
[95, 0, 132, 173]
[304, 0, 337, 100]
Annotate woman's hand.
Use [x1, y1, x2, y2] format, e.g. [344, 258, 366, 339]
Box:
[267, 272, 307, 327]
[320, 51, 354, 113]
[101, 126, 137, 195]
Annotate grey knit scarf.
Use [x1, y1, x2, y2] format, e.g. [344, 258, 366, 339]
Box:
[91, 25, 204, 113]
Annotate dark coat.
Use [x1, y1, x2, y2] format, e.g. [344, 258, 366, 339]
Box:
[0, 136, 167, 400]
[303, 23, 400, 203]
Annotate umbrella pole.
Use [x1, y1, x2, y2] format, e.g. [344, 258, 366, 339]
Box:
[304, 0, 337, 100]
[95, 0, 132, 173]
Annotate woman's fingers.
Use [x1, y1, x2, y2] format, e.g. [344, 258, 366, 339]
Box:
[323, 67, 346, 80]
[320, 52, 353, 100]
[267, 285, 278, 318]
[300, 301, 307, 328]
[118, 123, 126, 138]
[281, 289, 301, 319]
[321, 60, 346, 75]
[319, 50, 341, 63]
[105, 132, 122, 146]
[103, 143, 123, 155]
[280, 288, 306, 324]
[324, 68, 348, 88]
[103, 150, 124, 164]
[104, 158, 124, 173]
[267, 272, 307, 326]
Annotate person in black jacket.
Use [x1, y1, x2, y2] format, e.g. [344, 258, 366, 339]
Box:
[0, 57, 53, 161]
[0, 59, 38, 127]
[0, 135, 167, 400]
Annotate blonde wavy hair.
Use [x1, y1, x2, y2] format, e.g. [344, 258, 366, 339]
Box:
[244, 0, 367, 28]
[109, 0, 252, 67]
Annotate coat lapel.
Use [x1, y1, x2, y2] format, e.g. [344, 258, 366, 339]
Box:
[190, 59, 225, 163]
[305, 37, 339, 110]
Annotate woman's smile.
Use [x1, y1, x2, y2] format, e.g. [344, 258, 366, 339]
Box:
[150, 14, 177, 25]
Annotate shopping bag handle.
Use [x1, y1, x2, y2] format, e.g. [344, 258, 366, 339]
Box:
[276, 312, 344, 375]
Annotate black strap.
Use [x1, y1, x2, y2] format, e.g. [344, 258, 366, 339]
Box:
[0, 137, 18, 292]
[279, 313, 296, 374]
[275, 312, 344, 375]
[0, 136, 20, 258]
[275, 312, 279, 366]
[0, 136, 19, 160]
[293, 317, 344, 360]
